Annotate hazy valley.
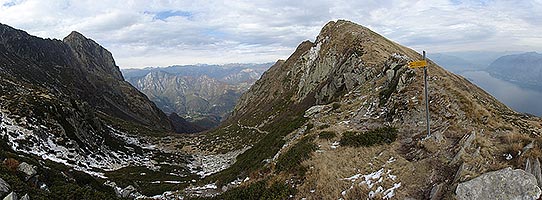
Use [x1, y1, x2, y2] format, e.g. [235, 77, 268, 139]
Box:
[433, 51, 542, 117]
[122, 63, 271, 130]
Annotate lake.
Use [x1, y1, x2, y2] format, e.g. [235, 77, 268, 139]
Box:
[460, 71, 542, 117]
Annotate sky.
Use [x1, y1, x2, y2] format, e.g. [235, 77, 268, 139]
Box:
[0, 0, 541, 68]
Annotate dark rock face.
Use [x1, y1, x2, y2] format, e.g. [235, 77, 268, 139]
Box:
[0, 23, 172, 131]
[63, 31, 124, 80]
[0, 23, 181, 174]
[0, 177, 9, 197]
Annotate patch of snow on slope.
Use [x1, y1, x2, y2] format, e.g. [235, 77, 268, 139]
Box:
[341, 167, 401, 199]
[188, 146, 251, 178]
[0, 111, 155, 177]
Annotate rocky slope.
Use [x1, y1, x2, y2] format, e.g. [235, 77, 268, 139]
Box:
[0, 24, 200, 199]
[0, 24, 171, 131]
[185, 20, 542, 199]
[487, 52, 542, 89]
[123, 63, 271, 129]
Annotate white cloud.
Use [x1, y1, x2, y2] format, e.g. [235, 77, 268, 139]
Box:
[1, 0, 541, 68]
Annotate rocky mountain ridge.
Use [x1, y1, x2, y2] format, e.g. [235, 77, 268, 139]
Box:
[185, 20, 542, 199]
[2, 20, 542, 200]
[0, 23, 172, 131]
[0, 24, 198, 199]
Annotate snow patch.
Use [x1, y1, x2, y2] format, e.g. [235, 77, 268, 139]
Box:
[0, 111, 157, 177]
[391, 53, 410, 60]
[188, 146, 251, 178]
[341, 167, 401, 199]
[330, 141, 340, 149]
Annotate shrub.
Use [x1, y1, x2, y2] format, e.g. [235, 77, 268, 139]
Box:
[340, 126, 398, 147]
[332, 103, 341, 110]
[200, 180, 296, 200]
[306, 123, 314, 131]
[318, 124, 330, 130]
[275, 136, 317, 175]
[319, 131, 336, 140]
[3, 158, 19, 171]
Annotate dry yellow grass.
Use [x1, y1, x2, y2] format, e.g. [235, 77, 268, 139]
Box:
[297, 138, 438, 200]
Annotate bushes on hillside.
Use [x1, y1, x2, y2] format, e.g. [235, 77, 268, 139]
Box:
[318, 131, 336, 140]
[275, 136, 317, 175]
[340, 126, 397, 147]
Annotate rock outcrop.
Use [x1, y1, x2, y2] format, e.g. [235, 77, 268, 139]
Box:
[525, 158, 542, 188]
[17, 162, 37, 180]
[456, 168, 541, 200]
[0, 178, 9, 197]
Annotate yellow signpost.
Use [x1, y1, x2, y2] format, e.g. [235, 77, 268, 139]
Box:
[408, 60, 427, 68]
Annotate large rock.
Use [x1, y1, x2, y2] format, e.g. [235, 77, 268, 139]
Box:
[17, 162, 37, 179]
[456, 167, 541, 200]
[525, 158, 542, 187]
[3, 192, 16, 200]
[0, 178, 9, 197]
[121, 185, 138, 198]
[19, 194, 29, 200]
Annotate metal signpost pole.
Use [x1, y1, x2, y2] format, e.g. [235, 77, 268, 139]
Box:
[423, 51, 431, 137]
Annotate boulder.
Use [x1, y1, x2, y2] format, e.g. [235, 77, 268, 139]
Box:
[429, 183, 444, 200]
[17, 162, 37, 179]
[19, 194, 29, 200]
[0, 178, 9, 197]
[121, 185, 137, 198]
[456, 167, 541, 200]
[525, 158, 542, 187]
[3, 192, 16, 200]
[304, 105, 327, 118]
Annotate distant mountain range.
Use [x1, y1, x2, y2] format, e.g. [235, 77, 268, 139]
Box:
[122, 63, 272, 129]
[429, 51, 521, 73]
[431, 51, 542, 116]
[486, 52, 542, 89]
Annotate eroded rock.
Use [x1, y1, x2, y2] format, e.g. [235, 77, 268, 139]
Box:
[17, 162, 37, 179]
[0, 178, 9, 197]
[3, 192, 16, 200]
[525, 158, 542, 187]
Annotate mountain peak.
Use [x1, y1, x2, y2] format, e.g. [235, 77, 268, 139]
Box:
[63, 30, 124, 80]
[64, 31, 87, 41]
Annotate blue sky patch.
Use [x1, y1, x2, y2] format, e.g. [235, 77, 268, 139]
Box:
[150, 10, 193, 21]
[2, 0, 19, 7]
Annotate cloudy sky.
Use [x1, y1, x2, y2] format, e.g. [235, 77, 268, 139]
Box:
[1, 0, 541, 68]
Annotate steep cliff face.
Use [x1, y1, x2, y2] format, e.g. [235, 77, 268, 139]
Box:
[0, 24, 172, 131]
[0, 23, 205, 198]
[0, 23, 181, 173]
[197, 20, 542, 199]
